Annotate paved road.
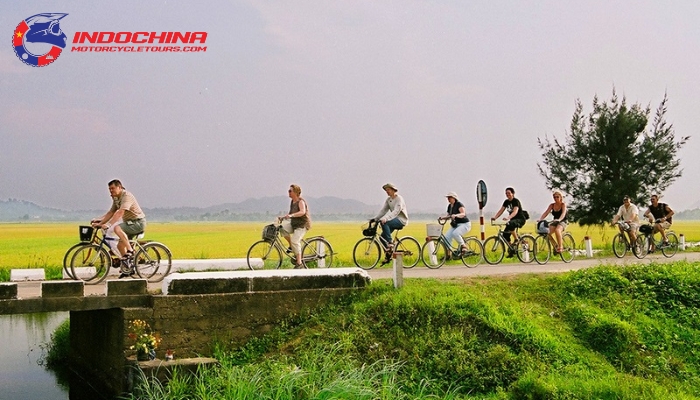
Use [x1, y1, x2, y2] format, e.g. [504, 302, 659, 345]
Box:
[11, 251, 700, 299]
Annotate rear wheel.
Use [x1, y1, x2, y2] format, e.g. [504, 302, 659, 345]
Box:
[70, 244, 112, 284]
[633, 235, 649, 259]
[460, 237, 483, 268]
[247, 240, 282, 269]
[421, 239, 448, 269]
[353, 238, 381, 270]
[534, 235, 551, 265]
[612, 234, 627, 258]
[302, 238, 334, 268]
[483, 236, 505, 265]
[662, 232, 679, 257]
[135, 243, 172, 282]
[397, 236, 421, 268]
[516, 235, 536, 263]
[559, 233, 576, 263]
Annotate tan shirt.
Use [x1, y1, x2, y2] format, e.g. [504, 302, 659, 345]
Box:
[110, 190, 145, 221]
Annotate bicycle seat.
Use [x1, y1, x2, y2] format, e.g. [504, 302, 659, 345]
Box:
[128, 231, 145, 240]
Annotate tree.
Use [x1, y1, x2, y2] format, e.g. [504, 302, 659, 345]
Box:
[537, 89, 689, 226]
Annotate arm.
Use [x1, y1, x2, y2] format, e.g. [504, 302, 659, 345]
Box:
[662, 205, 674, 222]
[629, 205, 640, 223]
[382, 196, 405, 222]
[374, 199, 390, 221]
[538, 204, 553, 221]
[506, 206, 519, 220]
[492, 206, 506, 220]
[556, 204, 567, 222]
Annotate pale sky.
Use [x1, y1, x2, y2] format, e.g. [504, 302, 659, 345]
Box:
[1, 1, 698, 214]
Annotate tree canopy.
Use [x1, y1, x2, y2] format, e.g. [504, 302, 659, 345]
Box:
[537, 90, 689, 226]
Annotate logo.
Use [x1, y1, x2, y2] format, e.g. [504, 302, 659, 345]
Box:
[12, 13, 68, 67]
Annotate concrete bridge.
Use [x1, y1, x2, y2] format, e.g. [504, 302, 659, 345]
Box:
[0, 268, 371, 397]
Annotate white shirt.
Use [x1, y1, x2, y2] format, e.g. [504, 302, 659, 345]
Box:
[615, 203, 640, 223]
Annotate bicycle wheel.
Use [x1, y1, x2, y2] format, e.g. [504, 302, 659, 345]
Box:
[247, 240, 282, 269]
[70, 244, 111, 284]
[559, 233, 576, 263]
[483, 236, 506, 265]
[533, 235, 551, 265]
[421, 239, 448, 269]
[135, 242, 172, 282]
[612, 234, 627, 258]
[661, 232, 679, 257]
[63, 242, 85, 280]
[302, 237, 334, 268]
[353, 238, 381, 270]
[460, 237, 483, 268]
[516, 235, 536, 263]
[633, 235, 648, 259]
[397, 236, 421, 268]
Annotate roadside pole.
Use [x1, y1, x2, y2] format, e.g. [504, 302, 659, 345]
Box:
[476, 180, 488, 241]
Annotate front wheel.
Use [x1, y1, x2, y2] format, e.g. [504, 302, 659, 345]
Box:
[460, 237, 483, 268]
[70, 244, 112, 284]
[612, 233, 627, 258]
[353, 238, 381, 270]
[559, 233, 576, 263]
[661, 232, 679, 257]
[633, 235, 649, 259]
[63, 242, 85, 280]
[397, 236, 421, 268]
[247, 240, 282, 269]
[134, 242, 172, 282]
[302, 238, 334, 268]
[421, 239, 448, 269]
[534, 235, 551, 265]
[516, 235, 536, 263]
[483, 236, 506, 265]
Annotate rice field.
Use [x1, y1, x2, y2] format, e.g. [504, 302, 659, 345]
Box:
[1, 220, 699, 271]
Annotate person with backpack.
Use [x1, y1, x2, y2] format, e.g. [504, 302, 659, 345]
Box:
[281, 184, 311, 268]
[643, 194, 674, 252]
[438, 191, 472, 255]
[491, 187, 527, 257]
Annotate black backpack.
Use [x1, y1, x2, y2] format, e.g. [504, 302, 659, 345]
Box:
[522, 210, 530, 220]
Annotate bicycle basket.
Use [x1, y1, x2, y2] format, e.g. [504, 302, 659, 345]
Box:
[536, 220, 549, 235]
[362, 221, 378, 237]
[79, 225, 94, 242]
[262, 224, 278, 241]
[639, 224, 653, 234]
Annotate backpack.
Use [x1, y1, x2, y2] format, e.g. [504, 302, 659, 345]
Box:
[522, 210, 530, 220]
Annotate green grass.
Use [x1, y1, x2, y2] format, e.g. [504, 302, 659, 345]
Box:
[1, 221, 699, 280]
[112, 261, 700, 399]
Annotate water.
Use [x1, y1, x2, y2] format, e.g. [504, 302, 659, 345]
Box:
[0, 312, 69, 400]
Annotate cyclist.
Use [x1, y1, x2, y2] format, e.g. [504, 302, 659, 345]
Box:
[439, 191, 471, 254]
[491, 187, 526, 257]
[611, 195, 639, 246]
[91, 179, 146, 277]
[537, 191, 568, 254]
[372, 183, 408, 260]
[281, 184, 311, 268]
[643, 194, 674, 251]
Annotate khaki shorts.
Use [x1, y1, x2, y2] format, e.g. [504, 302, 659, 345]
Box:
[653, 221, 671, 231]
[120, 218, 146, 236]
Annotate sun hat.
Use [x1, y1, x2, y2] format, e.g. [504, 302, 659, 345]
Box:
[445, 191, 459, 200]
[382, 183, 398, 191]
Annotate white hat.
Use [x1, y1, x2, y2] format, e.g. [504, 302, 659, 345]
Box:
[445, 191, 459, 200]
[382, 183, 398, 191]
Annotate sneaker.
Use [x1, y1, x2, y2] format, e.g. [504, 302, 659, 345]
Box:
[286, 247, 294, 255]
[293, 263, 305, 269]
[506, 249, 515, 258]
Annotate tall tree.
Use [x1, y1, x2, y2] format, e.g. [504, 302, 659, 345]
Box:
[537, 89, 689, 226]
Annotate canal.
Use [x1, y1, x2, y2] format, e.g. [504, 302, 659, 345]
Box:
[0, 312, 110, 400]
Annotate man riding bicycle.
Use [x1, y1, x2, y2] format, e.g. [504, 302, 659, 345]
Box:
[491, 187, 526, 257]
[91, 179, 146, 277]
[373, 183, 408, 260]
[611, 195, 639, 245]
[643, 194, 674, 251]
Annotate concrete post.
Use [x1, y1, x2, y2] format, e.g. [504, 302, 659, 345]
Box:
[679, 234, 685, 251]
[585, 236, 593, 258]
[392, 251, 404, 289]
[317, 240, 326, 268]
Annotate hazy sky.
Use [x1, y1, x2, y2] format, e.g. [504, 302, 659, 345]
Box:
[1, 1, 698, 214]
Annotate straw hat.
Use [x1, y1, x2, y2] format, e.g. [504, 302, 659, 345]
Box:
[382, 183, 398, 191]
[445, 191, 459, 200]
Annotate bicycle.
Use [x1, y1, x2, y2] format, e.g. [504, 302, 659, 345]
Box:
[352, 220, 421, 270]
[633, 219, 679, 259]
[246, 219, 334, 269]
[68, 225, 172, 284]
[611, 221, 640, 258]
[420, 219, 483, 268]
[532, 221, 576, 264]
[482, 220, 536, 265]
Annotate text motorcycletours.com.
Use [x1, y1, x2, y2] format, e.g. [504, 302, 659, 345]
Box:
[70, 31, 207, 53]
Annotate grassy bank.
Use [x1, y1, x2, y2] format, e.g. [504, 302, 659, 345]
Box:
[2, 221, 700, 280]
[114, 261, 700, 399]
